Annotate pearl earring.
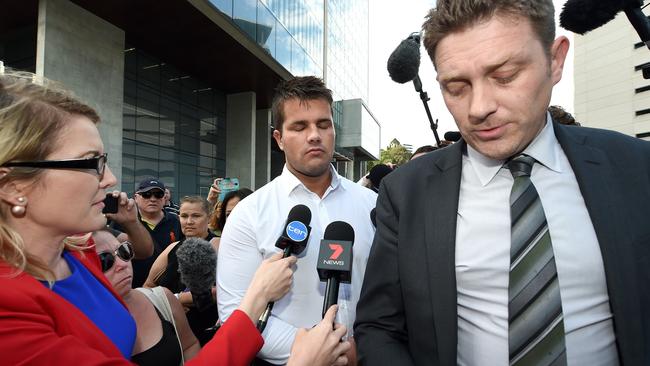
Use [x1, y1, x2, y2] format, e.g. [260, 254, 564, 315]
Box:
[11, 197, 26, 216]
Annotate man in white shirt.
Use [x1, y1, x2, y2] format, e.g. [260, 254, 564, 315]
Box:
[217, 76, 376, 365]
[355, 1, 650, 365]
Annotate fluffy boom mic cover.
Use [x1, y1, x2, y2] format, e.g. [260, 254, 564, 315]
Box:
[177, 237, 217, 311]
[560, 0, 639, 34]
[387, 35, 421, 84]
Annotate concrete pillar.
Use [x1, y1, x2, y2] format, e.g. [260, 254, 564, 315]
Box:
[255, 108, 271, 189]
[226, 92, 256, 189]
[36, 0, 125, 184]
[353, 159, 364, 181]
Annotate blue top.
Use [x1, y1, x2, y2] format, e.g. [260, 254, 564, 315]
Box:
[45, 251, 136, 358]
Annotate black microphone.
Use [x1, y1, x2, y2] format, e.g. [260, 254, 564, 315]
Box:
[560, 0, 650, 51]
[317, 221, 355, 318]
[176, 237, 217, 312]
[257, 204, 312, 332]
[444, 131, 462, 142]
[387, 32, 421, 83]
[275, 204, 312, 257]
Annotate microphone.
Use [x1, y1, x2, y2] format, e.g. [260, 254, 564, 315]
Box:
[560, 0, 650, 51]
[257, 204, 312, 332]
[275, 204, 312, 257]
[176, 237, 217, 312]
[317, 221, 355, 318]
[387, 32, 421, 83]
[444, 131, 462, 142]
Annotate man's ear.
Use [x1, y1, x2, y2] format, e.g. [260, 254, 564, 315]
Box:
[272, 129, 284, 151]
[550, 36, 570, 85]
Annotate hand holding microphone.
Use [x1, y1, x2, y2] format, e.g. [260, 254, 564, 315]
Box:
[239, 252, 297, 324]
[287, 305, 351, 366]
[258, 204, 312, 331]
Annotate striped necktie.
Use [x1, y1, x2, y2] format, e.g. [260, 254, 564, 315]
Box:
[507, 155, 567, 366]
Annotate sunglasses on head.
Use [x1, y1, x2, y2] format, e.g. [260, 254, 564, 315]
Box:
[99, 241, 134, 273]
[138, 190, 165, 199]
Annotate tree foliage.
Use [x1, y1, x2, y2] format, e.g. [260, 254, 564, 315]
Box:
[367, 138, 412, 171]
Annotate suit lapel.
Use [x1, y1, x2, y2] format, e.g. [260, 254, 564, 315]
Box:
[423, 141, 463, 365]
[554, 123, 643, 363]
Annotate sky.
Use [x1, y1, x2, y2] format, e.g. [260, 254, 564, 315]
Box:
[368, 0, 575, 150]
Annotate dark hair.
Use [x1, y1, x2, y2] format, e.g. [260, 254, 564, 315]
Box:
[411, 145, 438, 159]
[422, 0, 556, 66]
[271, 76, 333, 132]
[216, 188, 253, 231]
[548, 105, 580, 126]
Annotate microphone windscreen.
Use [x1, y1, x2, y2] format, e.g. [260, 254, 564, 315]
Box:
[560, 0, 627, 34]
[444, 131, 462, 142]
[387, 38, 421, 83]
[176, 237, 217, 292]
[287, 204, 311, 226]
[323, 221, 355, 244]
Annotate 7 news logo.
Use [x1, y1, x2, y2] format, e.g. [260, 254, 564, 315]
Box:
[323, 243, 345, 265]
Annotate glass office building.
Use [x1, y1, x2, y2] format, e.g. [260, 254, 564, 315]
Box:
[122, 46, 227, 197]
[1, 0, 379, 196]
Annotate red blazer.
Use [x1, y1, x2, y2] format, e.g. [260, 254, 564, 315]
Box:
[0, 247, 263, 366]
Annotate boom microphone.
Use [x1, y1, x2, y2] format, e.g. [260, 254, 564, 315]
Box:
[176, 237, 217, 312]
[257, 204, 312, 332]
[317, 221, 355, 318]
[560, 0, 650, 51]
[387, 32, 421, 83]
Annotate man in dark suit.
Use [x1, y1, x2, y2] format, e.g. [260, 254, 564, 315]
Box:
[354, 1, 650, 365]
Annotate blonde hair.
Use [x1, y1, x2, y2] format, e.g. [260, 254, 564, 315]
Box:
[0, 69, 100, 281]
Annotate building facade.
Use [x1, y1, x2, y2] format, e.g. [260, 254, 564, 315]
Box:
[573, 3, 650, 140]
[0, 0, 379, 197]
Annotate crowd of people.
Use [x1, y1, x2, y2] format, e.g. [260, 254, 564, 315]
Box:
[1, 0, 649, 365]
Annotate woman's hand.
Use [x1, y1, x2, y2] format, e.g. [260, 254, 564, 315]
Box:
[287, 305, 351, 366]
[237, 252, 296, 322]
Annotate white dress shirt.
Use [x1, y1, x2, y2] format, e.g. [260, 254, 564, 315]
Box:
[217, 165, 377, 365]
[455, 115, 619, 365]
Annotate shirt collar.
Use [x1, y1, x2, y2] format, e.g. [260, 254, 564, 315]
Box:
[278, 164, 342, 197]
[466, 113, 562, 186]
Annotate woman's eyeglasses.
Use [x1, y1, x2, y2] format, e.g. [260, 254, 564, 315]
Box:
[1, 153, 108, 177]
[138, 190, 165, 199]
[99, 241, 134, 273]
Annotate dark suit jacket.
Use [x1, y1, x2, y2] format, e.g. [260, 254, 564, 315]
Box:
[354, 122, 650, 365]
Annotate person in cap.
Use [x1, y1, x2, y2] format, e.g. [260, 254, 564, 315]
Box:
[116, 177, 181, 287]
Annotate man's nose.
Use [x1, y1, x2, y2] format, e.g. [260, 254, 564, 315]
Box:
[468, 82, 497, 123]
[307, 124, 322, 142]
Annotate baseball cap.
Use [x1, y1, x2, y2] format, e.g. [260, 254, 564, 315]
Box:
[136, 177, 166, 193]
[367, 164, 393, 192]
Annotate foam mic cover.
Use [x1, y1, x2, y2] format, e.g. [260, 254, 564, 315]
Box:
[387, 33, 421, 84]
[177, 237, 217, 311]
[276, 204, 312, 256]
[560, 0, 624, 34]
[444, 131, 462, 142]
